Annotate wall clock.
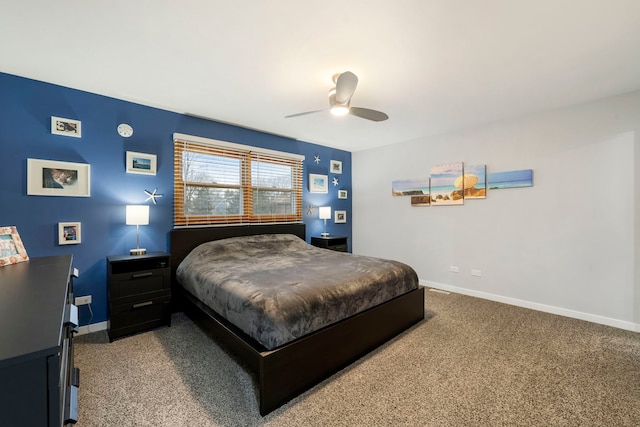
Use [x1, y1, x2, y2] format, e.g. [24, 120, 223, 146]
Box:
[117, 123, 134, 137]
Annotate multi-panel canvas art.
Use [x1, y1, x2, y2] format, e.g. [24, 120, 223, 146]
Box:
[392, 164, 531, 208]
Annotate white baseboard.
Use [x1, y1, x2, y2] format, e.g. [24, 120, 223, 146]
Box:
[421, 280, 640, 333]
[76, 321, 107, 336]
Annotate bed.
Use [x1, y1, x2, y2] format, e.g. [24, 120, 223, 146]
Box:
[170, 223, 424, 416]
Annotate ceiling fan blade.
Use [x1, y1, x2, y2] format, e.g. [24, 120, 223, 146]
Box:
[349, 107, 389, 122]
[285, 109, 327, 118]
[335, 71, 358, 104]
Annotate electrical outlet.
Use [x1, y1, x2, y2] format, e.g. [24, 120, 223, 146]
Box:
[471, 270, 482, 277]
[75, 295, 92, 305]
[449, 266, 459, 273]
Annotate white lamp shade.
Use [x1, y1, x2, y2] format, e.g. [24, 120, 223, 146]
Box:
[319, 206, 331, 220]
[126, 205, 149, 225]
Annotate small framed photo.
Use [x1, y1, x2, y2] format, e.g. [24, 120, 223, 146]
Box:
[334, 210, 347, 223]
[338, 189, 348, 199]
[309, 173, 328, 193]
[330, 160, 343, 174]
[126, 151, 157, 175]
[51, 116, 81, 138]
[27, 158, 91, 197]
[0, 226, 29, 267]
[58, 222, 81, 245]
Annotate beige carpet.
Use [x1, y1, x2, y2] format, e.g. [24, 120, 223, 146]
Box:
[75, 289, 640, 426]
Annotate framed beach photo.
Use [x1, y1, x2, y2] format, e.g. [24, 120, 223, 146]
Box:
[27, 158, 91, 197]
[58, 222, 81, 245]
[334, 210, 347, 223]
[330, 160, 342, 174]
[0, 226, 29, 267]
[126, 151, 157, 175]
[51, 116, 82, 138]
[309, 174, 328, 193]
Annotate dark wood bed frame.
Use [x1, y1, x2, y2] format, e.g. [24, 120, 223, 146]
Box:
[169, 223, 425, 416]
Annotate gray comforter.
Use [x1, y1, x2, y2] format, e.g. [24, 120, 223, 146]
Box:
[176, 234, 419, 350]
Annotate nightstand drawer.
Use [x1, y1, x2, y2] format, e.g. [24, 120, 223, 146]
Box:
[110, 271, 169, 301]
[111, 293, 170, 315]
[109, 295, 170, 339]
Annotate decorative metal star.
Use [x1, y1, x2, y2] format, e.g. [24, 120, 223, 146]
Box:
[144, 188, 163, 205]
[307, 205, 315, 215]
[314, 154, 321, 164]
[332, 177, 339, 186]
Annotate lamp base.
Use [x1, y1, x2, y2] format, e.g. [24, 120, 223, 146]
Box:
[320, 232, 329, 237]
[130, 248, 147, 256]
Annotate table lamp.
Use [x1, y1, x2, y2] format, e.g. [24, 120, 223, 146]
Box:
[126, 205, 149, 255]
[319, 206, 331, 237]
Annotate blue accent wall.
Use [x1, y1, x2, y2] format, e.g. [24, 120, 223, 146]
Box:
[0, 72, 352, 326]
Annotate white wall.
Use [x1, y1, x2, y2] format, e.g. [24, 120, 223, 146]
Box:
[353, 91, 640, 331]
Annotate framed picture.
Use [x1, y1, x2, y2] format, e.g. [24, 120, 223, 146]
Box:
[330, 160, 343, 174]
[0, 226, 29, 267]
[27, 158, 91, 197]
[58, 222, 81, 245]
[334, 210, 347, 223]
[126, 151, 157, 175]
[309, 174, 328, 193]
[338, 189, 348, 199]
[51, 116, 81, 138]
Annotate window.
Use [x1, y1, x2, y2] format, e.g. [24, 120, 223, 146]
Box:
[174, 134, 304, 227]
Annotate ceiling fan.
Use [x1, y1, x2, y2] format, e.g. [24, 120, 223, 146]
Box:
[285, 71, 389, 122]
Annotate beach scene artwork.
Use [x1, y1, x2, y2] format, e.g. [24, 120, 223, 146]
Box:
[460, 164, 487, 199]
[392, 179, 430, 197]
[411, 195, 430, 207]
[430, 162, 464, 206]
[488, 169, 533, 189]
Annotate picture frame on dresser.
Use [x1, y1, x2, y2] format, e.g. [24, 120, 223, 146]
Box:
[0, 226, 29, 266]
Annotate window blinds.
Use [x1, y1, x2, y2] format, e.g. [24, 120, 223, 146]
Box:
[174, 134, 303, 227]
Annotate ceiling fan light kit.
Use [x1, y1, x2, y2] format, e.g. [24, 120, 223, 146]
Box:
[286, 71, 388, 122]
[328, 90, 350, 116]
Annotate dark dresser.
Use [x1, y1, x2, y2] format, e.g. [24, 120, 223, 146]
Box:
[107, 252, 171, 341]
[0, 255, 79, 426]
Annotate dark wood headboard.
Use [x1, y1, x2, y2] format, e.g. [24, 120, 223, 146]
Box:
[169, 223, 306, 308]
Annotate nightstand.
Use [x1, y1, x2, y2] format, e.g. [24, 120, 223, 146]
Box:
[310, 236, 349, 252]
[107, 252, 171, 341]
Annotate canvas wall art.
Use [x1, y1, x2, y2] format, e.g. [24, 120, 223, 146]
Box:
[459, 164, 487, 199]
[488, 169, 533, 189]
[430, 162, 464, 205]
[392, 179, 430, 197]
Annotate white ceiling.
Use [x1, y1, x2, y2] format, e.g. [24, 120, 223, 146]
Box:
[2, 1, 640, 152]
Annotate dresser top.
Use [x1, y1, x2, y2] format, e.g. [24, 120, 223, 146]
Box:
[0, 255, 72, 365]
